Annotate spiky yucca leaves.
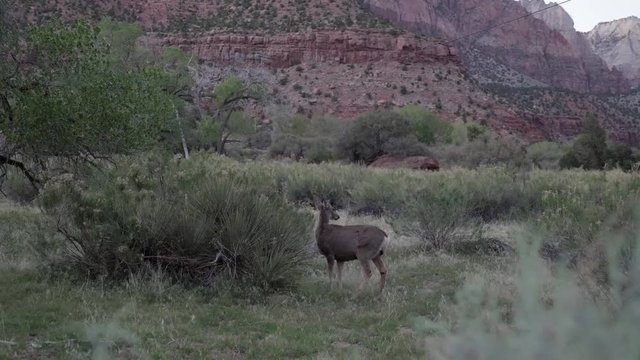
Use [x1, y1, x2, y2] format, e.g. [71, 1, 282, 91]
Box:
[39, 155, 312, 290]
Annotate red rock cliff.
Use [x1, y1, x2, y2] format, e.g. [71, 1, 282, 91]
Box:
[361, 0, 629, 93]
[144, 30, 461, 68]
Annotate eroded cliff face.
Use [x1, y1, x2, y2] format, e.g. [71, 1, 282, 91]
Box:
[144, 30, 459, 68]
[588, 17, 640, 88]
[361, 0, 629, 93]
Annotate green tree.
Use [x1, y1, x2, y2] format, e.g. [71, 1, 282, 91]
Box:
[526, 141, 565, 169]
[395, 105, 453, 144]
[338, 110, 425, 163]
[269, 112, 339, 163]
[97, 17, 147, 69]
[559, 115, 607, 170]
[0, 19, 174, 187]
[605, 142, 637, 170]
[203, 76, 264, 154]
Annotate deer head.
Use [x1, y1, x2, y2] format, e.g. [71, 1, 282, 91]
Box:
[314, 198, 339, 221]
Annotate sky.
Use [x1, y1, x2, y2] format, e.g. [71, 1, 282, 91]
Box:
[559, 0, 639, 31]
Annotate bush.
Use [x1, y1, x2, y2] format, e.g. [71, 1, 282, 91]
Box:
[395, 105, 453, 144]
[338, 110, 425, 163]
[39, 155, 313, 290]
[269, 114, 340, 163]
[395, 184, 483, 251]
[419, 229, 640, 360]
[526, 141, 565, 170]
[429, 132, 527, 168]
[605, 142, 637, 170]
[560, 115, 607, 170]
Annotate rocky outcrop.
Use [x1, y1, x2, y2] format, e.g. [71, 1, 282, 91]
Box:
[361, 0, 629, 93]
[588, 17, 640, 88]
[369, 155, 440, 171]
[519, 0, 622, 91]
[144, 30, 460, 68]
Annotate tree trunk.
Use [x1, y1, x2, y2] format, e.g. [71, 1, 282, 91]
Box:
[173, 105, 189, 159]
[0, 155, 40, 190]
[216, 132, 231, 155]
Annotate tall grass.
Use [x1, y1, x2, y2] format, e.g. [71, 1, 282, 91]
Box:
[32, 152, 640, 288]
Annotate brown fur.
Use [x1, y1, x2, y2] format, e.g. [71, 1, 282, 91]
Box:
[315, 200, 388, 293]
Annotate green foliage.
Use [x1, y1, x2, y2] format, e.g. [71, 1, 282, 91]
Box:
[396, 188, 482, 250]
[450, 123, 469, 145]
[429, 132, 527, 168]
[466, 121, 488, 141]
[97, 17, 146, 68]
[195, 116, 223, 147]
[449, 121, 488, 145]
[39, 154, 313, 290]
[395, 105, 453, 144]
[606, 142, 637, 170]
[1, 19, 174, 186]
[526, 141, 566, 169]
[560, 116, 639, 171]
[269, 113, 339, 163]
[338, 110, 425, 163]
[560, 115, 608, 169]
[204, 75, 264, 154]
[214, 76, 245, 108]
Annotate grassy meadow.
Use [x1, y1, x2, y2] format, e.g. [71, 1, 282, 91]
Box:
[1, 152, 640, 359]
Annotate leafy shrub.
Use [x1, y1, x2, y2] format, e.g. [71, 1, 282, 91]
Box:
[429, 132, 527, 168]
[526, 141, 565, 170]
[605, 141, 637, 170]
[338, 110, 426, 163]
[39, 155, 313, 290]
[269, 114, 339, 163]
[395, 105, 453, 144]
[396, 185, 483, 251]
[410, 203, 481, 251]
[560, 115, 607, 169]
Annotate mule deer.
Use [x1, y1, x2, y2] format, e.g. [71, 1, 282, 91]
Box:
[314, 200, 388, 293]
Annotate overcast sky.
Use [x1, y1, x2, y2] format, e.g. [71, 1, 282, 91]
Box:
[559, 0, 639, 31]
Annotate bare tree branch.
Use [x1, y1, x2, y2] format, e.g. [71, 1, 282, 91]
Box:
[0, 154, 40, 189]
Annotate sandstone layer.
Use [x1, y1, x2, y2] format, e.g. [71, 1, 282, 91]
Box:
[144, 30, 460, 68]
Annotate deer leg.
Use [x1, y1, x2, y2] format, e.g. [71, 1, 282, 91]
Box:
[372, 255, 387, 293]
[357, 259, 373, 293]
[336, 261, 344, 290]
[326, 256, 335, 289]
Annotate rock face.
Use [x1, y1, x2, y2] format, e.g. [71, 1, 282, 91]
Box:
[519, 0, 621, 91]
[144, 30, 460, 68]
[588, 17, 640, 88]
[369, 155, 440, 171]
[361, 0, 629, 93]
